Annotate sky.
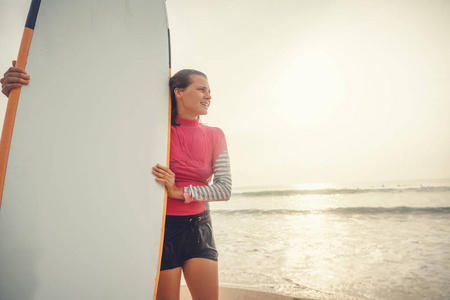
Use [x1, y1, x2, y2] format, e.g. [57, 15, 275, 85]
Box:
[1, 0, 450, 188]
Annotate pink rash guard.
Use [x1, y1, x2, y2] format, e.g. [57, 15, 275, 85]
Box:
[167, 116, 232, 216]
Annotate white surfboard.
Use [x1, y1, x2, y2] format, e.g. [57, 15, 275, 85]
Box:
[0, 1, 170, 299]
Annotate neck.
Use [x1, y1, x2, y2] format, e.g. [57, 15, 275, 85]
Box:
[175, 115, 200, 127]
[177, 111, 199, 120]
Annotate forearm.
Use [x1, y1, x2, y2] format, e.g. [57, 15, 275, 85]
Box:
[167, 185, 184, 200]
[184, 151, 232, 202]
[185, 181, 232, 202]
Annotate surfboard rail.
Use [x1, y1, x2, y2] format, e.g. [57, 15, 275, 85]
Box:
[154, 2, 172, 298]
[0, 0, 41, 209]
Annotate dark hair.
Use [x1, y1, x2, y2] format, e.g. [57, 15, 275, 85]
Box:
[169, 69, 207, 126]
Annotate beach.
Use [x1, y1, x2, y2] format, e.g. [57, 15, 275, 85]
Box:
[181, 286, 310, 300]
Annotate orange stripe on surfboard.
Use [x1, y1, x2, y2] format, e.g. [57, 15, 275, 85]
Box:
[153, 68, 172, 300]
[0, 27, 34, 209]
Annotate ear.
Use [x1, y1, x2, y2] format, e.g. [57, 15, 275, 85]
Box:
[174, 88, 183, 98]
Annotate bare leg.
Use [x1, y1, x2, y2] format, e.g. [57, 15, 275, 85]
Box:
[156, 267, 182, 300]
[183, 258, 219, 300]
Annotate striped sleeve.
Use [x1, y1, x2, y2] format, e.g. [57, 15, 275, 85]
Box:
[186, 151, 232, 202]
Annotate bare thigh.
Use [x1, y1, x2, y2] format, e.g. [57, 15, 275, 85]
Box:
[183, 258, 219, 300]
[156, 267, 182, 300]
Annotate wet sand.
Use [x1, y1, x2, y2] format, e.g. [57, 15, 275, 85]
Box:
[180, 285, 310, 300]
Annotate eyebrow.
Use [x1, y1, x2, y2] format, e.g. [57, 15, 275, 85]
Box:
[197, 85, 211, 92]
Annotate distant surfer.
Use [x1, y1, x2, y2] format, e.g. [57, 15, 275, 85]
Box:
[2, 65, 231, 300]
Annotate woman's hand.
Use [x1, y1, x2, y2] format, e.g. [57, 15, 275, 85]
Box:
[1, 60, 30, 97]
[152, 164, 184, 200]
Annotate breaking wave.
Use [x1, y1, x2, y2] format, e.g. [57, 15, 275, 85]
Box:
[232, 186, 450, 197]
[212, 206, 450, 216]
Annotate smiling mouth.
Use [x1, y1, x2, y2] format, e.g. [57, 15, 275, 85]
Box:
[201, 102, 209, 108]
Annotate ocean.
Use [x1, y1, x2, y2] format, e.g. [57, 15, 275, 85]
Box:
[208, 178, 450, 300]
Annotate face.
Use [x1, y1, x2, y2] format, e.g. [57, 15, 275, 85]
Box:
[175, 75, 211, 119]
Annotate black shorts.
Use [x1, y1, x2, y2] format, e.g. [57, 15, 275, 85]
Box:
[160, 210, 218, 271]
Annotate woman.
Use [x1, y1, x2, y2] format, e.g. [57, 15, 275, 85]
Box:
[1, 64, 232, 300]
[152, 69, 231, 300]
